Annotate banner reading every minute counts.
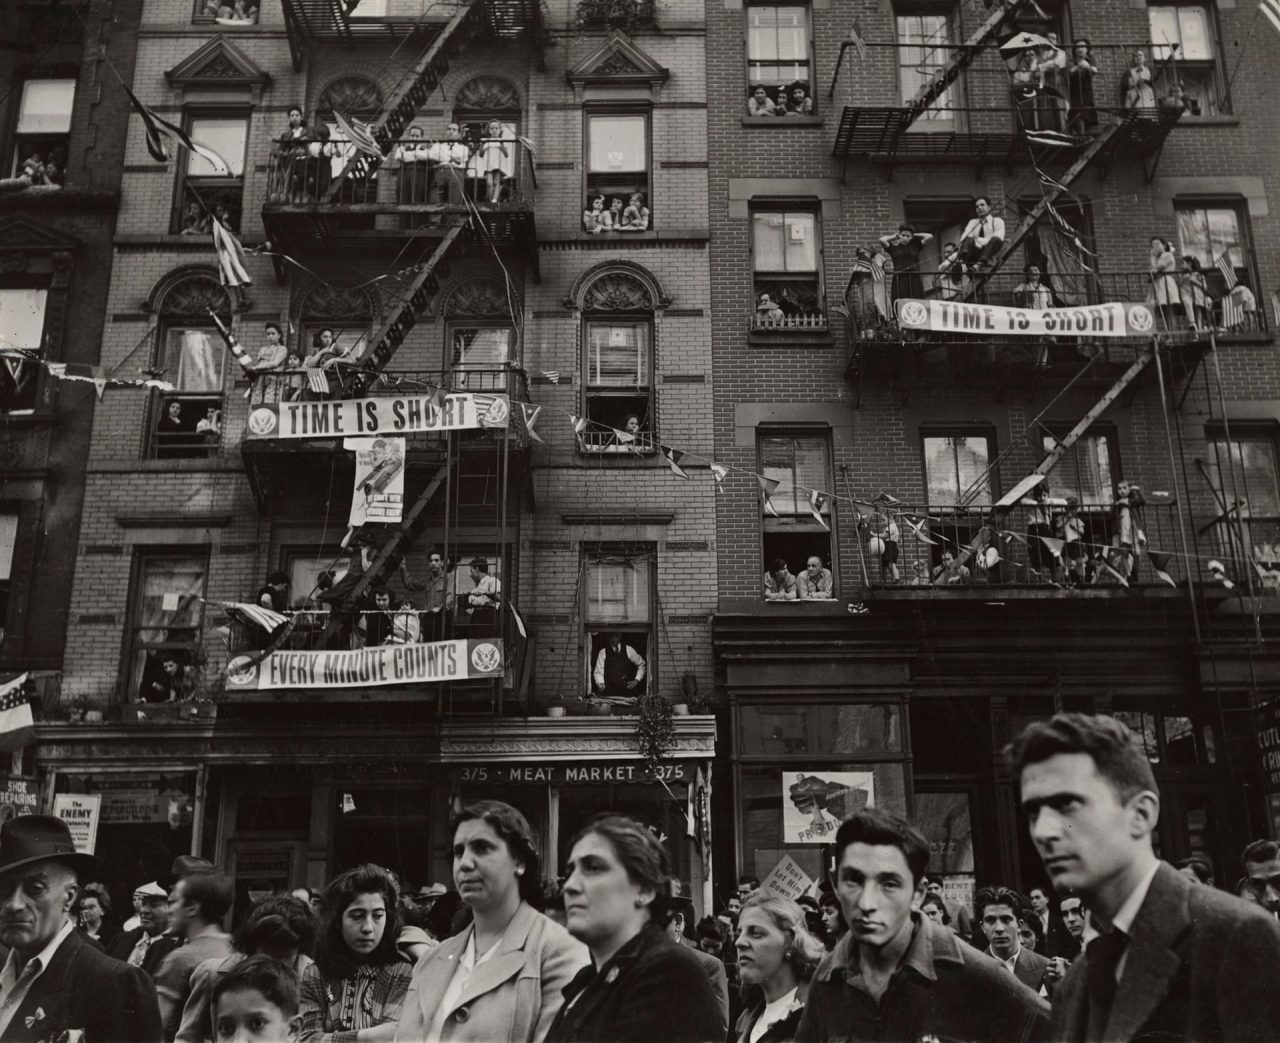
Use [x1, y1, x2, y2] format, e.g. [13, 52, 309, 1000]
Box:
[226, 639, 504, 690]
[245, 392, 510, 440]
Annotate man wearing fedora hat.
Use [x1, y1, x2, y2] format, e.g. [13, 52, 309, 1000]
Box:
[0, 815, 161, 1042]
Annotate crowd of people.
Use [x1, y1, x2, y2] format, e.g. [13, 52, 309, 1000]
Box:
[3, 712, 1280, 1041]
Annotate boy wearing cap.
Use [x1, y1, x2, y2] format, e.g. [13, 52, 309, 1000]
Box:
[0, 814, 162, 1043]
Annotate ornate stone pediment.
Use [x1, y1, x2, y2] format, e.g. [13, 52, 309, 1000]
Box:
[444, 278, 514, 318]
[567, 31, 668, 96]
[0, 217, 78, 255]
[166, 38, 271, 100]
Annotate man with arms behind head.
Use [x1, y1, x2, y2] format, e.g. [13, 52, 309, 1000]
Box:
[795, 808, 1048, 1043]
[1010, 712, 1280, 1042]
[0, 814, 161, 1042]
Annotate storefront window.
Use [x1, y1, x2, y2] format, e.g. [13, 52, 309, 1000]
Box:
[914, 791, 975, 874]
[558, 781, 690, 887]
[333, 787, 434, 888]
[739, 704, 901, 757]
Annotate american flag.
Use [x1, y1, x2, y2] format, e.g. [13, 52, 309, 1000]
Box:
[1262, 0, 1280, 38]
[540, 370, 561, 384]
[0, 673, 33, 753]
[1215, 251, 1238, 290]
[225, 601, 289, 633]
[662, 445, 691, 479]
[848, 21, 867, 60]
[851, 258, 885, 284]
[211, 217, 251, 289]
[306, 368, 330, 395]
[333, 110, 383, 160]
[1222, 290, 1245, 329]
[122, 82, 228, 170]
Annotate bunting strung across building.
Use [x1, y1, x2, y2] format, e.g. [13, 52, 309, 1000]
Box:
[211, 217, 252, 289]
[521, 403, 544, 443]
[570, 415, 587, 437]
[902, 516, 938, 545]
[1148, 551, 1177, 587]
[122, 81, 227, 169]
[710, 462, 727, 489]
[759, 476, 780, 517]
[809, 490, 830, 529]
[662, 446, 690, 479]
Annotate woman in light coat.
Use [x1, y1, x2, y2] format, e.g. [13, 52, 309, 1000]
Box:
[394, 800, 587, 1042]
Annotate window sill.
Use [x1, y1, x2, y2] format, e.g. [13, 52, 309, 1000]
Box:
[748, 328, 833, 347]
[741, 116, 823, 128]
[1171, 115, 1240, 127]
[553, 227, 711, 244]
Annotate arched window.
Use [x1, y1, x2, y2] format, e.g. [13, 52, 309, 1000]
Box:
[317, 76, 385, 205]
[444, 277, 516, 392]
[295, 282, 376, 364]
[453, 76, 522, 201]
[578, 268, 656, 453]
[149, 269, 231, 458]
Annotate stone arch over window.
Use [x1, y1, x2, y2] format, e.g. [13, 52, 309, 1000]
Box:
[296, 281, 377, 325]
[443, 276, 518, 319]
[317, 75, 385, 118]
[565, 260, 670, 312]
[454, 75, 522, 115]
[147, 266, 233, 320]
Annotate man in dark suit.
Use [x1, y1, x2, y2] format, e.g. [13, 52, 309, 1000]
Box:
[0, 814, 161, 1042]
[108, 881, 181, 977]
[665, 901, 729, 1036]
[976, 886, 1050, 995]
[1010, 712, 1280, 1042]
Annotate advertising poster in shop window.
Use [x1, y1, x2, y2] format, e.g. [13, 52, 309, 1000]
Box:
[782, 771, 874, 844]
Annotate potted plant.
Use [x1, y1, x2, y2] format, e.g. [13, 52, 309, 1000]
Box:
[546, 697, 567, 718]
[636, 693, 674, 774]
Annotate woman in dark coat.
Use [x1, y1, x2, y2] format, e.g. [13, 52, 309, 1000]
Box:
[545, 814, 723, 1043]
[732, 893, 824, 1043]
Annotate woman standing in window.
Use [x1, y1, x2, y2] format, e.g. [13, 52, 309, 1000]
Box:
[545, 815, 723, 1043]
[395, 801, 587, 1042]
[299, 865, 413, 1043]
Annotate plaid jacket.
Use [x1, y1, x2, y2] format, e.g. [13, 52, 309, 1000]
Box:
[299, 959, 414, 1043]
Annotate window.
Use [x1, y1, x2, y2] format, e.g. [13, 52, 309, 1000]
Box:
[585, 112, 651, 230]
[174, 113, 248, 234]
[1204, 432, 1280, 517]
[751, 208, 824, 329]
[127, 552, 207, 703]
[923, 433, 993, 505]
[895, 12, 956, 130]
[0, 288, 47, 413]
[759, 432, 833, 584]
[1041, 431, 1116, 505]
[582, 320, 652, 452]
[450, 327, 512, 392]
[585, 546, 653, 698]
[11, 79, 74, 178]
[192, 0, 260, 23]
[746, 6, 814, 114]
[0, 513, 16, 643]
[153, 326, 226, 458]
[1150, 4, 1227, 116]
[1175, 201, 1254, 297]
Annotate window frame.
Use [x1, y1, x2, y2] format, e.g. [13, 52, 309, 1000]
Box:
[582, 544, 655, 698]
[9, 76, 75, 179]
[580, 315, 656, 455]
[121, 548, 209, 704]
[920, 427, 998, 508]
[583, 107, 652, 231]
[447, 321, 514, 394]
[149, 320, 228, 460]
[1038, 425, 1121, 507]
[171, 107, 250, 235]
[893, 7, 959, 131]
[191, 0, 261, 24]
[1148, 2, 1230, 116]
[1174, 197, 1258, 298]
[1203, 425, 1280, 519]
[0, 284, 50, 415]
[757, 429, 836, 589]
[750, 202, 826, 330]
[745, 3, 816, 115]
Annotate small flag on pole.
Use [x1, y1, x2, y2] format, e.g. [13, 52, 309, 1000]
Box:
[211, 217, 252, 289]
[662, 446, 690, 479]
[306, 368, 331, 395]
[0, 673, 33, 753]
[1215, 251, 1238, 290]
[709, 462, 727, 489]
[809, 490, 830, 529]
[848, 21, 867, 60]
[208, 309, 255, 375]
[332, 110, 383, 160]
[759, 476, 780, 517]
[1261, 0, 1280, 38]
[122, 81, 228, 170]
[520, 403, 544, 443]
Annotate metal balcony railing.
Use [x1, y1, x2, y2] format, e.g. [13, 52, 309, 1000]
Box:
[1201, 515, 1280, 595]
[247, 366, 528, 408]
[263, 137, 537, 214]
[861, 499, 1187, 591]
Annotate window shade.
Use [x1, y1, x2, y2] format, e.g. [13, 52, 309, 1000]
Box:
[586, 559, 650, 623]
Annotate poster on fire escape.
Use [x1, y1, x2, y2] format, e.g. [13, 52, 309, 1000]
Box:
[895, 298, 1156, 338]
[783, 771, 875, 844]
[346, 437, 405, 526]
[245, 392, 510, 440]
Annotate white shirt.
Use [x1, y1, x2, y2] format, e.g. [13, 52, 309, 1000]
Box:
[749, 986, 798, 1043]
[998, 946, 1049, 998]
[0, 919, 75, 1036]
[593, 644, 647, 689]
[425, 929, 498, 1041]
[962, 214, 1006, 244]
[1082, 857, 1160, 982]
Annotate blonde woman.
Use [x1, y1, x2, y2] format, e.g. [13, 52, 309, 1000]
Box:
[733, 894, 825, 1043]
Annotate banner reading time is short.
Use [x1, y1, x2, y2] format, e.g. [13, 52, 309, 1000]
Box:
[246, 392, 510, 440]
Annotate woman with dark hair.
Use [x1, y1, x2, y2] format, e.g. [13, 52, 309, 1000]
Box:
[299, 864, 412, 1042]
[394, 800, 587, 1042]
[544, 814, 724, 1043]
[176, 894, 317, 1043]
[919, 893, 951, 927]
[734, 894, 824, 1043]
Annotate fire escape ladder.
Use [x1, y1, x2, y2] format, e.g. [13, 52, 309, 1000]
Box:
[899, 0, 1035, 133]
[350, 223, 465, 393]
[975, 120, 1124, 285]
[995, 344, 1157, 507]
[324, 1, 482, 200]
[347, 462, 452, 602]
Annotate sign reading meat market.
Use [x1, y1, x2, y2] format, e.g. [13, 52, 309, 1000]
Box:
[895, 299, 1156, 338]
[245, 392, 510, 440]
[226, 639, 504, 690]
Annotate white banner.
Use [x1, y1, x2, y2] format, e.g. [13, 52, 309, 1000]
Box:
[895, 298, 1156, 338]
[346, 437, 405, 526]
[246, 392, 510, 440]
[226, 639, 504, 691]
[53, 793, 101, 854]
[783, 771, 875, 844]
